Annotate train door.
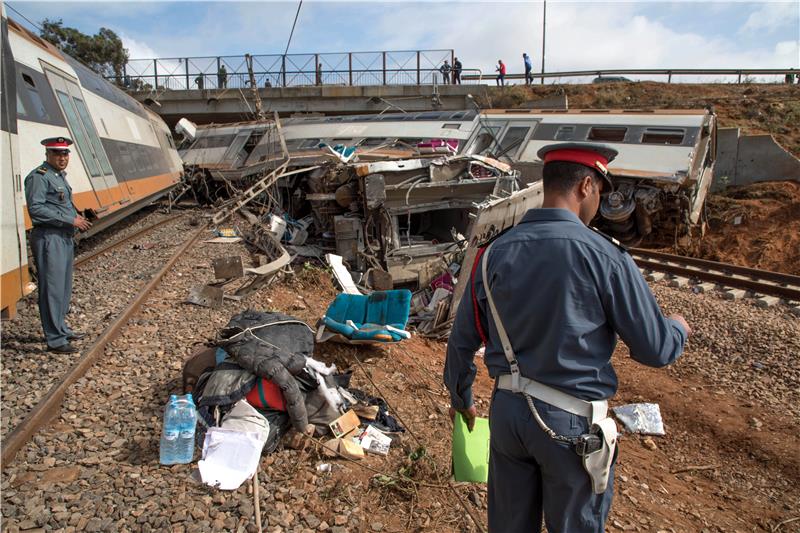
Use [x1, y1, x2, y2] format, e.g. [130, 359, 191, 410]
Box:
[220, 130, 251, 167]
[43, 65, 124, 208]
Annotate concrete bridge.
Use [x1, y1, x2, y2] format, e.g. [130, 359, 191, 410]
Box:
[133, 84, 490, 128]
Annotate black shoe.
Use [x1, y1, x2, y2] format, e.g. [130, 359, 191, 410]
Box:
[49, 343, 79, 354]
[67, 332, 86, 341]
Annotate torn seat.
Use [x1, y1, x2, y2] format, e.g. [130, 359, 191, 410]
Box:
[317, 290, 412, 344]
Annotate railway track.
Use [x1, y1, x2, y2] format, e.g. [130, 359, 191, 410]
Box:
[74, 213, 183, 268]
[630, 248, 800, 303]
[1, 218, 205, 465]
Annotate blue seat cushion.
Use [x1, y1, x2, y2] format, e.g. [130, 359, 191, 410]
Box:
[322, 290, 412, 342]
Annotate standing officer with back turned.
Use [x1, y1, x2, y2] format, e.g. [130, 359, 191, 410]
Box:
[25, 137, 91, 354]
[444, 142, 691, 532]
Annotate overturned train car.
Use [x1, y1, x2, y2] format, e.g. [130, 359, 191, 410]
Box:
[179, 107, 715, 248]
[1, 12, 183, 318]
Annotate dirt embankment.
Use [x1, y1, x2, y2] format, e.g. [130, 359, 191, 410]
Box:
[684, 180, 800, 275]
[487, 82, 800, 157]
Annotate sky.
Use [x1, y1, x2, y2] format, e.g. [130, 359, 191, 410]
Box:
[7, 0, 800, 82]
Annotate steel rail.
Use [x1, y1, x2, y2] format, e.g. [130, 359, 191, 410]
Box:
[74, 214, 184, 268]
[630, 248, 800, 288]
[1, 224, 207, 466]
[630, 251, 800, 301]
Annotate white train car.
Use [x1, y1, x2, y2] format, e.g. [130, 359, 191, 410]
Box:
[1, 12, 184, 318]
[472, 109, 716, 244]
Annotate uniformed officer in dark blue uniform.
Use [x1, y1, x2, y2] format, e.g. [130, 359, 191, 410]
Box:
[25, 137, 92, 354]
[444, 142, 691, 532]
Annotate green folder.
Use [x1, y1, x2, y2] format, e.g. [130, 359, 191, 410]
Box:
[452, 413, 491, 483]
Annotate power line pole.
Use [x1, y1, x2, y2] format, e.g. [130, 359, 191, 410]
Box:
[540, 0, 546, 85]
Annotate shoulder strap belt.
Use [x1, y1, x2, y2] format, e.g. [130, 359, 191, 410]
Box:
[481, 243, 607, 423]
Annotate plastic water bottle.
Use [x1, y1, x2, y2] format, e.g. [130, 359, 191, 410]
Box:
[175, 394, 197, 464]
[159, 395, 180, 465]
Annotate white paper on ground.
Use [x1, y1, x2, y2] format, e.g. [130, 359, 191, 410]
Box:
[325, 253, 361, 295]
[198, 427, 264, 490]
[357, 425, 392, 455]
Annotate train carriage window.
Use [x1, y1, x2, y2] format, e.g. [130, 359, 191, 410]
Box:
[191, 135, 236, 149]
[73, 97, 114, 175]
[496, 126, 531, 158]
[442, 123, 461, 130]
[587, 126, 627, 142]
[298, 138, 321, 149]
[56, 91, 102, 177]
[555, 125, 576, 140]
[21, 73, 48, 119]
[641, 128, 685, 145]
[16, 93, 27, 115]
[360, 137, 391, 147]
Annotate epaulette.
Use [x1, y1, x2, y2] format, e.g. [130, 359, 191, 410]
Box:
[589, 226, 628, 254]
[35, 166, 48, 175]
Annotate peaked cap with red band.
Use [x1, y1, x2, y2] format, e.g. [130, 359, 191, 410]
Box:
[537, 142, 618, 191]
[41, 137, 73, 151]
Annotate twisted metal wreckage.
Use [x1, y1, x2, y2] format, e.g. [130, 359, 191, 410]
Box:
[174, 108, 717, 337]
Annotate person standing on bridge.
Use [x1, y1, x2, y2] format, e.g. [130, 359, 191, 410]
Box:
[194, 74, 204, 90]
[453, 57, 463, 84]
[24, 138, 92, 354]
[439, 60, 452, 84]
[523, 52, 533, 85]
[496, 59, 506, 86]
[444, 142, 691, 532]
[217, 64, 227, 88]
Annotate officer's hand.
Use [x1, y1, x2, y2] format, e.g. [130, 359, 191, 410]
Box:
[449, 405, 478, 432]
[669, 314, 692, 337]
[73, 216, 92, 232]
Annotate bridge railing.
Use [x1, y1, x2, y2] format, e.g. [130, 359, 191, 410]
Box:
[465, 68, 797, 84]
[113, 49, 469, 91]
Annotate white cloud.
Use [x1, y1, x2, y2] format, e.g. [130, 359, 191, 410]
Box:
[120, 32, 159, 59]
[741, 2, 799, 34]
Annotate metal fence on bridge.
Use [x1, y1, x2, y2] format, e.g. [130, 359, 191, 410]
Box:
[114, 49, 463, 90]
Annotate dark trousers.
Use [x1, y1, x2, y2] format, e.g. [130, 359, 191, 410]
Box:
[496, 74, 505, 86]
[525, 67, 533, 85]
[453, 71, 461, 84]
[488, 389, 614, 533]
[30, 227, 75, 348]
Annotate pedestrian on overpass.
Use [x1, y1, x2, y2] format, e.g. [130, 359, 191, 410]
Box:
[218, 64, 227, 88]
[439, 60, 452, 84]
[444, 142, 691, 532]
[24, 138, 92, 354]
[453, 57, 463, 84]
[496, 59, 506, 86]
[523, 52, 533, 85]
[194, 74, 204, 90]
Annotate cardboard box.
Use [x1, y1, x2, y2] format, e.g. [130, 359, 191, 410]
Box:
[329, 410, 361, 438]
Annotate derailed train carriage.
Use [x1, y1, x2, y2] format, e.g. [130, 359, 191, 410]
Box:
[1, 10, 183, 318]
[178, 107, 716, 269]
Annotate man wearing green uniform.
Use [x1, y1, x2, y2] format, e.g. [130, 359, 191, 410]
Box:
[24, 137, 91, 354]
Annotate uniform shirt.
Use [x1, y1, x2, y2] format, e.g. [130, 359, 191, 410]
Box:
[444, 208, 687, 410]
[24, 161, 77, 229]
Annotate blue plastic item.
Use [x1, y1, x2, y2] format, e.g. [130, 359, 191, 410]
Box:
[322, 290, 412, 342]
[159, 395, 181, 465]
